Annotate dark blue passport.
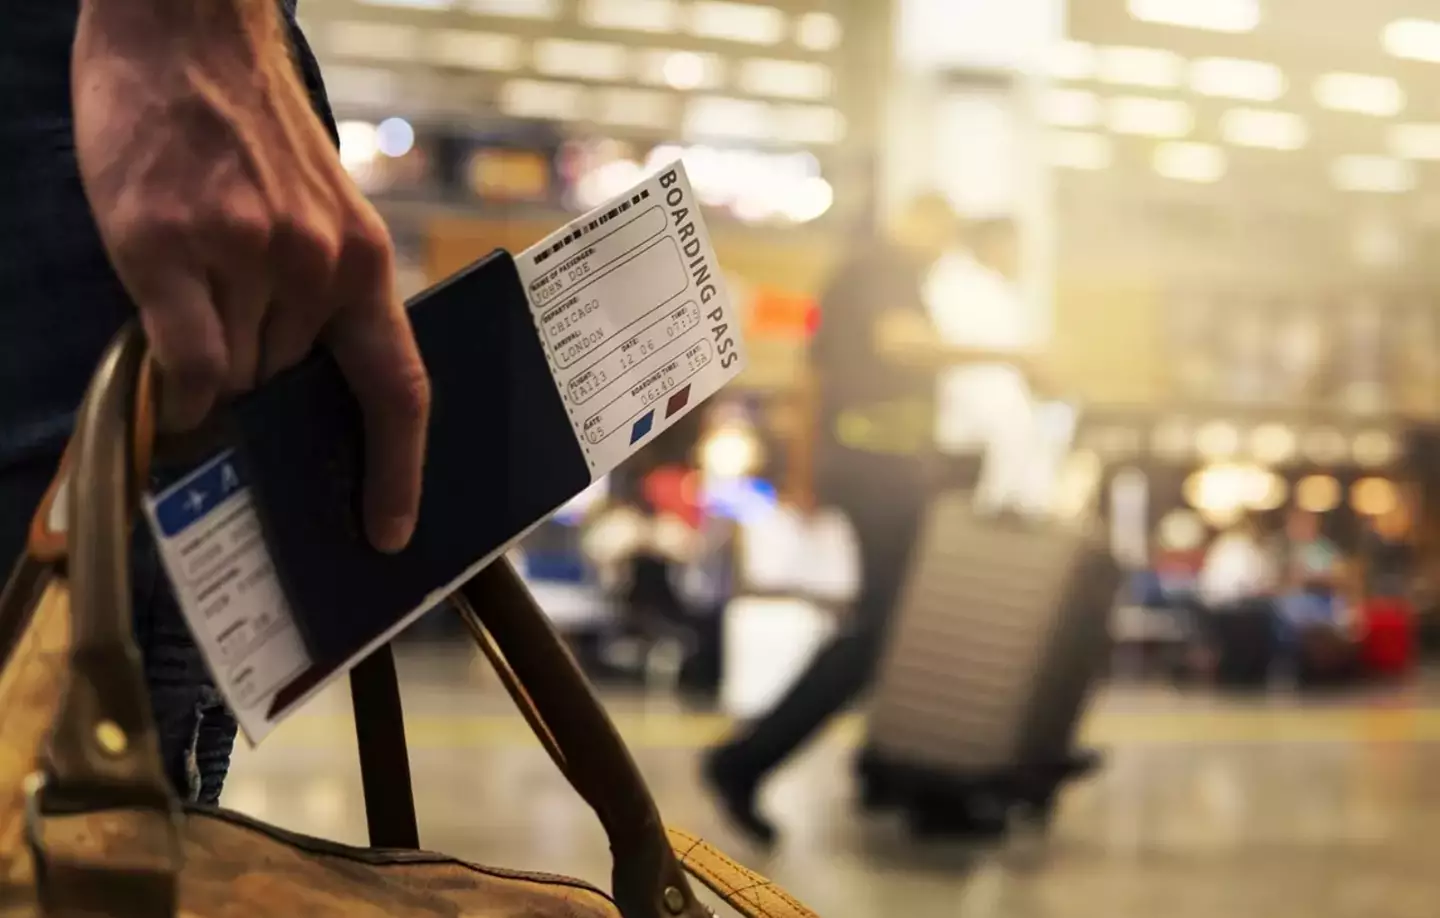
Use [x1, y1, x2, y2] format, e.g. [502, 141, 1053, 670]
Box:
[225, 249, 591, 704]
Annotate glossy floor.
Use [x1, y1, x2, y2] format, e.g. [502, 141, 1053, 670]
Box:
[224, 646, 1440, 918]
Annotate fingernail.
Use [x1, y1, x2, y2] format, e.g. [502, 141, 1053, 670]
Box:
[370, 514, 416, 554]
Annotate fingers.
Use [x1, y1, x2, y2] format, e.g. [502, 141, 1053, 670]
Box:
[135, 271, 229, 432]
[184, 187, 273, 395]
[259, 211, 342, 380]
[325, 217, 430, 553]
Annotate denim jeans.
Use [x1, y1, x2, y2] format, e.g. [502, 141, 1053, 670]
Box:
[0, 1, 333, 806]
[0, 458, 239, 803]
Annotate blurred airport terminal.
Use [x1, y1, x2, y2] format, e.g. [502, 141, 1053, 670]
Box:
[226, 1, 1440, 915]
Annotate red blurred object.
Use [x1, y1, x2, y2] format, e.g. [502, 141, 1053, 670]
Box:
[1359, 597, 1415, 676]
[642, 465, 703, 529]
[748, 288, 819, 340]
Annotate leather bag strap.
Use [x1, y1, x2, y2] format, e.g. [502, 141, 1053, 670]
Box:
[348, 645, 420, 850]
[453, 566, 707, 918]
[449, 586, 819, 918]
[20, 325, 181, 918]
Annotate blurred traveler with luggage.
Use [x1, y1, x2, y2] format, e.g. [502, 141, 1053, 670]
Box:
[703, 192, 1041, 844]
[0, 0, 428, 803]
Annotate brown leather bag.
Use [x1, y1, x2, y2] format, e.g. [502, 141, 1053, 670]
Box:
[0, 326, 819, 918]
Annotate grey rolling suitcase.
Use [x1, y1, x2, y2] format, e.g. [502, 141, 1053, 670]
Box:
[857, 492, 1118, 837]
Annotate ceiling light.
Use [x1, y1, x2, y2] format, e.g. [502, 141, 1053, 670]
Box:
[1249, 424, 1298, 464]
[738, 59, 832, 101]
[1051, 41, 1098, 81]
[1353, 431, 1399, 468]
[375, 117, 415, 157]
[1128, 0, 1258, 33]
[1221, 108, 1308, 150]
[688, 0, 786, 45]
[1107, 96, 1193, 138]
[1314, 72, 1405, 117]
[327, 21, 422, 60]
[1296, 475, 1341, 513]
[795, 11, 841, 51]
[1195, 421, 1241, 457]
[430, 29, 523, 71]
[1098, 46, 1184, 88]
[1040, 89, 1102, 128]
[781, 176, 834, 223]
[594, 88, 674, 128]
[1383, 18, 1440, 63]
[1050, 131, 1112, 170]
[533, 38, 629, 81]
[465, 0, 559, 17]
[337, 120, 380, 173]
[1154, 142, 1226, 183]
[498, 79, 587, 121]
[640, 49, 722, 90]
[661, 50, 709, 89]
[1351, 478, 1400, 517]
[1190, 58, 1287, 101]
[1331, 155, 1415, 193]
[1389, 123, 1440, 159]
[581, 0, 679, 33]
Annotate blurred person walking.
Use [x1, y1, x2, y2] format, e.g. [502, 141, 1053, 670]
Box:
[1198, 516, 1281, 687]
[703, 193, 1041, 844]
[0, 1, 428, 803]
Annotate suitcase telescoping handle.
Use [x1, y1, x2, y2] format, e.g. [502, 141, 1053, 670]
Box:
[24, 324, 816, 918]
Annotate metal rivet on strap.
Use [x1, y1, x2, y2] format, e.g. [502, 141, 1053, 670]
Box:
[663, 886, 687, 914]
[95, 720, 129, 757]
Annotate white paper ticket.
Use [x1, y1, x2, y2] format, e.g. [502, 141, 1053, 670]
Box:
[516, 160, 746, 477]
[143, 453, 312, 743]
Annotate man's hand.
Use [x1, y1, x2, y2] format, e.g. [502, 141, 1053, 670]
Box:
[72, 0, 429, 552]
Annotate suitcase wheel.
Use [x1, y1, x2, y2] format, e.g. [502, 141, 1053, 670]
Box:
[855, 749, 902, 811]
[904, 792, 1008, 841]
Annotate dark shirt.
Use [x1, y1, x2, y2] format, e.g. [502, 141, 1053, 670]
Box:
[811, 241, 937, 505]
[0, 2, 334, 473]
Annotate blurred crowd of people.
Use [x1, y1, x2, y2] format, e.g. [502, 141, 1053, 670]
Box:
[1141, 506, 1422, 688]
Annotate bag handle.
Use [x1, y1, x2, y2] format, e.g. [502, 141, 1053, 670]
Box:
[25, 324, 181, 918]
[451, 591, 818, 918]
[453, 566, 713, 918]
